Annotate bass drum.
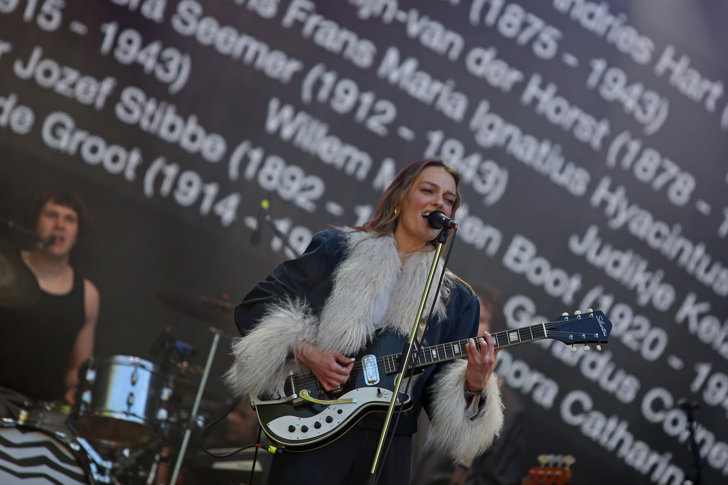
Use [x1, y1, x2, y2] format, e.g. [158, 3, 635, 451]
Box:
[0, 401, 94, 484]
[73, 355, 174, 449]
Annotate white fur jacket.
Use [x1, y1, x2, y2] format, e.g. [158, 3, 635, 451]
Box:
[225, 229, 503, 461]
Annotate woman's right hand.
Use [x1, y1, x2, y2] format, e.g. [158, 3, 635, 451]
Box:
[296, 341, 354, 391]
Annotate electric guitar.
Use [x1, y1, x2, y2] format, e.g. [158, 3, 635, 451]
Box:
[252, 310, 612, 451]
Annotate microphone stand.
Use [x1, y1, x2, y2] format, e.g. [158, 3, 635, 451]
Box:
[169, 326, 223, 485]
[367, 227, 452, 485]
[254, 200, 302, 258]
[681, 400, 703, 485]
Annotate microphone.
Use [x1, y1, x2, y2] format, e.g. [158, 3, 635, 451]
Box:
[251, 199, 270, 245]
[36, 236, 56, 249]
[149, 324, 173, 357]
[677, 398, 700, 412]
[427, 210, 458, 230]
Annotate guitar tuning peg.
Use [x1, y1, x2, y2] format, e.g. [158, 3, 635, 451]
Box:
[574, 310, 582, 315]
[561, 312, 569, 317]
[583, 345, 590, 351]
[587, 308, 593, 313]
[570, 345, 576, 352]
[596, 344, 602, 351]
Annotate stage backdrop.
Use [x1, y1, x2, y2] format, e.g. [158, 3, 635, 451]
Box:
[1, 1, 727, 483]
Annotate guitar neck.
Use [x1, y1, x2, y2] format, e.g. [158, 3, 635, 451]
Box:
[382, 323, 547, 374]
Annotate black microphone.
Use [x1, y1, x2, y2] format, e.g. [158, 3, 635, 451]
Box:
[427, 210, 458, 230]
[36, 236, 56, 249]
[677, 398, 700, 412]
[251, 199, 270, 245]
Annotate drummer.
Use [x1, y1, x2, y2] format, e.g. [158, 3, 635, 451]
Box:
[0, 189, 100, 418]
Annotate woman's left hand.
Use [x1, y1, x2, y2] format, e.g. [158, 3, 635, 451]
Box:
[464, 332, 497, 393]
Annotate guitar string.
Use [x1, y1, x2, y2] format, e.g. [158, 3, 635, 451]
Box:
[291, 318, 598, 389]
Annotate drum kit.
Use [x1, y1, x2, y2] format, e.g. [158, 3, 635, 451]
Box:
[0, 218, 243, 484]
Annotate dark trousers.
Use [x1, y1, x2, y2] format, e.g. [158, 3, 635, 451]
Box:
[267, 426, 413, 485]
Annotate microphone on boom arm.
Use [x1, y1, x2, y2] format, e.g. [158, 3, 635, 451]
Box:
[427, 210, 458, 230]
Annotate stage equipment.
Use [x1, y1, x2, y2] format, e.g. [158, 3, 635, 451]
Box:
[156, 291, 236, 334]
[1, 401, 114, 484]
[0, 218, 44, 308]
[72, 355, 175, 449]
[0, 239, 40, 308]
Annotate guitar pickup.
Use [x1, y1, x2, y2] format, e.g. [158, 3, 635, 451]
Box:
[362, 354, 380, 385]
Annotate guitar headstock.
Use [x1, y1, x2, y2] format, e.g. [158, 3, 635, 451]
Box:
[545, 309, 612, 351]
[523, 454, 575, 485]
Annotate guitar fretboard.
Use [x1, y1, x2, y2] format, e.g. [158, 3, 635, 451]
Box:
[382, 322, 547, 374]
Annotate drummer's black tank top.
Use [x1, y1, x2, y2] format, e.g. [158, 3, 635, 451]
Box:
[0, 270, 86, 401]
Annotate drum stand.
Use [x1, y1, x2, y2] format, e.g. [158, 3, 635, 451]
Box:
[74, 436, 115, 483]
[169, 326, 222, 485]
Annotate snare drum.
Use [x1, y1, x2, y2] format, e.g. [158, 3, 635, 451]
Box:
[0, 402, 92, 484]
[73, 355, 174, 449]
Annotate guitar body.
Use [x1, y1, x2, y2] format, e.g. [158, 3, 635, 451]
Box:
[253, 330, 413, 451]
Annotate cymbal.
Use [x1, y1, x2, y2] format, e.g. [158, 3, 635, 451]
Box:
[172, 375, 227, 402]
[157, 291, 237, 334]
[0, 240, 40, 308]
[0, 218, 44, 251]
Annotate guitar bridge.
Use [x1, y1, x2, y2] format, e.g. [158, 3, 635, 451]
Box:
[362, 354, 380, 385]
[282, 371, 301, 402]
